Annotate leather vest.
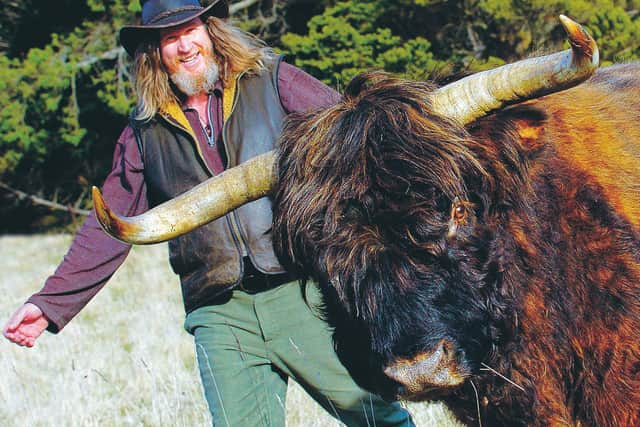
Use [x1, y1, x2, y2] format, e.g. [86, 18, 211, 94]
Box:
[133, 58, 286, 313]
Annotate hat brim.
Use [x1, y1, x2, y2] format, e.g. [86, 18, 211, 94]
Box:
[119, 0, 229, 57]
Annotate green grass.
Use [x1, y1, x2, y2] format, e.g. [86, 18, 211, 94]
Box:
[0, 234, 462, 426]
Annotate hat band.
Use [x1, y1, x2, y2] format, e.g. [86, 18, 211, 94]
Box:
[148, 5, 203, 24]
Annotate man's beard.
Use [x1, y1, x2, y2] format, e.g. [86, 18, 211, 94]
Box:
[169, 54, 219, 97]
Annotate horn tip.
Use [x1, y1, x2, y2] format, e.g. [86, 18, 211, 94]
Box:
[558, 15, 599, 64]
[92, 186, 107, 221]
[92, 186, 124, 238]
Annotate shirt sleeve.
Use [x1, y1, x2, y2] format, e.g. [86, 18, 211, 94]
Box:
[277, 61, 342, 113]
[26, 126, 149, 333]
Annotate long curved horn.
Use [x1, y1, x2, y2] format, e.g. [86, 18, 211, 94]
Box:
[93, 151, 276, 244]
[431, 15, 599, 125]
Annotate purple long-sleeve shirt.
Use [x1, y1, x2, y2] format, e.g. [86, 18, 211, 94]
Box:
[27, 62, 340, 332]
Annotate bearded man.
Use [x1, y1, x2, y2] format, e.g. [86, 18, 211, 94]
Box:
[3, 1, 414, 426]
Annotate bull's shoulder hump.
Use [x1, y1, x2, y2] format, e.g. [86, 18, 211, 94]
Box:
[537, 66, 640, 230]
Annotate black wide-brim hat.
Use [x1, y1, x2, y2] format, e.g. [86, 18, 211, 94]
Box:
[119, 0, 229, 57]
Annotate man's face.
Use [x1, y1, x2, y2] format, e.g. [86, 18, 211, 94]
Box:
[159, 18, 218, 96]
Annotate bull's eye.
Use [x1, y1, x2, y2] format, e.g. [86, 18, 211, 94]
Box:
[454, 204, 467, 220]
[447, 198, 470, 239]
[452, 198, 469, 223]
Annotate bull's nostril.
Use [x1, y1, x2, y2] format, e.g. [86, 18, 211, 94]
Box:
[380, 369, 409, 399]
[440, 341, 448, 357]
[394, 383, 407, 397]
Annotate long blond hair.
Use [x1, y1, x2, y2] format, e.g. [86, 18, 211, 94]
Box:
[132, 16, 275, 122]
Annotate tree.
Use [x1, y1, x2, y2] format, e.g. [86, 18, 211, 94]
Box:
[0, 1, 138, 231]
[280, 0, 640, 87]
[1, 0, 639, 232]
[0, 0, 283, 232]
[279, 1, 447, 87]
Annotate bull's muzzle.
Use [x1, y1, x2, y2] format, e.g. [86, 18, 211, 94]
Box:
[383, 340, 467, 400]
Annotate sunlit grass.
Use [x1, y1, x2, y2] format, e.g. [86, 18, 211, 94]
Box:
[0, 234, 461, 426]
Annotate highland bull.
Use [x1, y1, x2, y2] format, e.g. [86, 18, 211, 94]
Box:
[92, 17, 640, 426]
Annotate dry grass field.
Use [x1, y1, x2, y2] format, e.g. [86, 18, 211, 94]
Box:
[0, 234, 461, 426]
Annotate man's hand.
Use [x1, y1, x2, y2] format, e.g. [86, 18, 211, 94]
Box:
[3, 303, 49, 347]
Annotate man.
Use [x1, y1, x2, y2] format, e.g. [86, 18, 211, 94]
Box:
[3, 1, 414, 426]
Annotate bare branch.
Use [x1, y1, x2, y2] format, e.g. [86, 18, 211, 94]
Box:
[230, 0, 261, 14]
[76, 47, 124, 69]
[70, 69, 81, 128]
[466, 23, 486, 59]
[0, 181, 91, 216]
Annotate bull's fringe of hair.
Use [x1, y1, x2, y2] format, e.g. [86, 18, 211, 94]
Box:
[132, 16, 275, 122]
[273, 71, 493, 319]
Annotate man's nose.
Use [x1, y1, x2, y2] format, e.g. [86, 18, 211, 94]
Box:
[177, 36, 191, 53]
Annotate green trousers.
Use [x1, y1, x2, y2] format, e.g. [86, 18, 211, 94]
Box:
[184, 280, 414, 427]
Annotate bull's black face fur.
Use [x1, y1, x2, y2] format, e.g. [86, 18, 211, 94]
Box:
[273, 71, 526, 404]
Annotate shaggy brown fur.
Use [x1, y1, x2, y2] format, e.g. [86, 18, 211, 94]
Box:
[272, 66, 640, 426]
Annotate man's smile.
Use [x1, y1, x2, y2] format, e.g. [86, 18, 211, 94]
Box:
[177, 51, 204, 71]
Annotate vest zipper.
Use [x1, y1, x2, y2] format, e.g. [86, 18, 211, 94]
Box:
[205, 93, 215, 147]
[222, 71, 251, 260]
[193, 94, 216, 147]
